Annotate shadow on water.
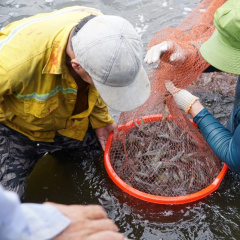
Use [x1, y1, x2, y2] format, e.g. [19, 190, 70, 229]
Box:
[1, 0, 240, 239]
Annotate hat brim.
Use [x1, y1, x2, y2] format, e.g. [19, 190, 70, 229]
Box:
[200, 30, 240, 75]
[93, 66, 150, 112]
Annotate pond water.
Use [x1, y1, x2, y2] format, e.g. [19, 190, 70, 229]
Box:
[1, 0, 240, 239]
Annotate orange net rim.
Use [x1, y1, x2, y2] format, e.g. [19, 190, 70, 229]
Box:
[104, 114, 229, 205]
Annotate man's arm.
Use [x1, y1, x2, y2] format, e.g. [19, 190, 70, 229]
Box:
[0, 184, 70, 240]
[0, 185, 124, 240]
[89, 94, 116, 150]
[48, 202, 124, 240]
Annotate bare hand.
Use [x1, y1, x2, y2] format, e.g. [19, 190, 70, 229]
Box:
[45, 203, 125, 240]
[95, 122, 117, 151]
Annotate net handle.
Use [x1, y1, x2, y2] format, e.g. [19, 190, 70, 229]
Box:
[104, 114, 228, 205]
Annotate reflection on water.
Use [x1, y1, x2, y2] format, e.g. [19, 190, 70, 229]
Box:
[1, 0, 240, 239]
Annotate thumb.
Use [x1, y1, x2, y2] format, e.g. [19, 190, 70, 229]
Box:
[165, 81, 181, 95]
[170, 52, 183, 62]
[169, 44, 186, 64]
[98, 138, 106, 151]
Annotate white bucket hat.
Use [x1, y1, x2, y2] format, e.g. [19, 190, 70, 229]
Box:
[72, 15, 150, 112]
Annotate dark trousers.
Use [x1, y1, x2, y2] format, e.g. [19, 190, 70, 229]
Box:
[0, 123, 100, 201]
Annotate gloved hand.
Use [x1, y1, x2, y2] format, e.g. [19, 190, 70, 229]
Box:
[165, 81, 199, 114]
[144, 41, 186, 65]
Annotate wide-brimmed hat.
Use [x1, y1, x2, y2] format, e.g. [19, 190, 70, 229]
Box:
[200, 0, 240, 74]
[72, 15, 150, 112]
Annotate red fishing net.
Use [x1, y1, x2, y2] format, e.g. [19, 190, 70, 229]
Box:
[104, 0, 229, 204]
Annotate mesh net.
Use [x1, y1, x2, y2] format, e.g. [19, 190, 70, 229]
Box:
[106, 0, 228, 201]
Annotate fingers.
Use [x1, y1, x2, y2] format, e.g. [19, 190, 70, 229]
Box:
[165, 81, 179, 94]
[44, 203, 108, 220]
[99, 139, 106, 151]
[78, 205, 108, 220]
[84, 218, 118, 232]
[170, 52, 181, 62]
[144, 41, 168, 64]
[48, 203, 125, 240]
[144, 49, 153, 64]
[53, 224, 122, 240]
[169, 51, 185, 63]
[95, 126, 112, 151]
[87, 231, 126, 240]
[151, 47, 163, 63]
[50, 204, 122, 240]
[145, 41, 186, 66]
[106, 122, 117, 132]
[65, 218, 119, 237]
[67, 231, 126, 240]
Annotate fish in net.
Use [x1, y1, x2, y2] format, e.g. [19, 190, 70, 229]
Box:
[110, 116, 221, 197]
[105, 0, 228, 203]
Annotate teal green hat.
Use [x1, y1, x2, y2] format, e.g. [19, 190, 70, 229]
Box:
[200, 0, 240, 74]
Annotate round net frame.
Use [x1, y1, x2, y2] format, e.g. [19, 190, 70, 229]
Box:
[104, 0, 229, 204]
[104, 114, 228, 204]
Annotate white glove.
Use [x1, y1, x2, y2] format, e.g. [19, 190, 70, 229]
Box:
[165, 81, 199, 114]
[144, 41, 186, 65]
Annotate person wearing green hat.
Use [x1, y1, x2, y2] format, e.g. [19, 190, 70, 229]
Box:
[144, 0, 240, 172]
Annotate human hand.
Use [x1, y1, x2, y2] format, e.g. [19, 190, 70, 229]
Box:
[95, 122, 117, 151]
[144, 41, 186, 65]
[45, 203, 125, 240]
[165, 81, 199, 114]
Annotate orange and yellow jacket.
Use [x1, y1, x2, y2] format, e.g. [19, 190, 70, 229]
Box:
[0, 6, 114, 142]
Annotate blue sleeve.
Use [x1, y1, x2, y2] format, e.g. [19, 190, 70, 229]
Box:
[0, 185, 70, 240]
[193, 108, 240, 173]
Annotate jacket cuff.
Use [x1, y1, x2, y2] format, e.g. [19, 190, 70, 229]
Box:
[90, 115, 114, 129]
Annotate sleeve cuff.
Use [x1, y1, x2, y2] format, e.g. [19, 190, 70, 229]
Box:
[20, 203, 71, 240]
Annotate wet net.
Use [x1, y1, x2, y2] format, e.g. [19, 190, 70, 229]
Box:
[104, 0, 229, 204]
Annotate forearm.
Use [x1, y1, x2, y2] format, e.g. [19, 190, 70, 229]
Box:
[192, 108, 240, 172]
[165, 80, 240, 171]
[20, 203, 70, 240]
[0, 185, 70, 240]
[188, 99, 204, 117]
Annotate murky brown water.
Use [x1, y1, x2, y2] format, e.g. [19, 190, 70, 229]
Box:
[1, 0, 240, 239]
